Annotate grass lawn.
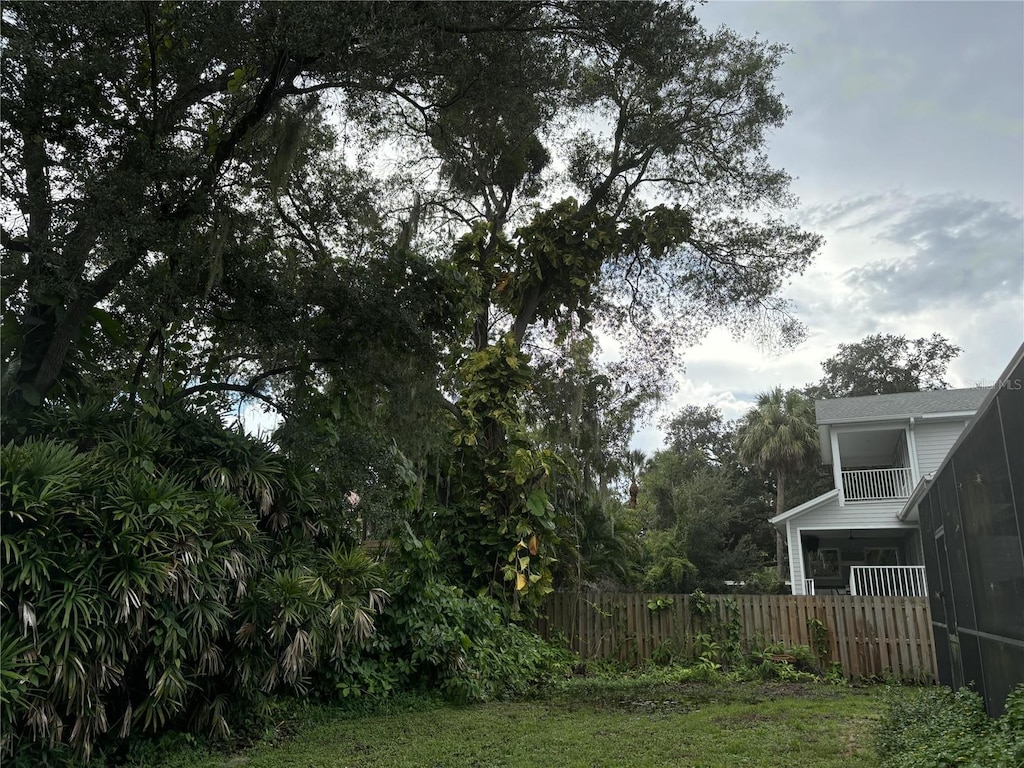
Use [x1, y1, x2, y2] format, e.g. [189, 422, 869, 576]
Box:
[148, 679, 885, 768]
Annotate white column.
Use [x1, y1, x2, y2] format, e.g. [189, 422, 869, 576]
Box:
[831, 430, 845, 506]
[788, 522, 801, 595]
[907, 419, 920, 486]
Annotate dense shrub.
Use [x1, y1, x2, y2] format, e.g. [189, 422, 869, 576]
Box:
[876, 684, 1024, 768]
[344, 528, 575, 704]
[0, 404, 386, 762]
[1, 402, 574, 763]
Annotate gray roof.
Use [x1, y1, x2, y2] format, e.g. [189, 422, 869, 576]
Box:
[814, 387, 990, 425]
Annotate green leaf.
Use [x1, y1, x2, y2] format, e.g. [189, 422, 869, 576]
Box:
[525, 489, 547, 518]
[87, 306, 126, 344]
[227, 67, 247, 92]
[19, 384, 40, 406]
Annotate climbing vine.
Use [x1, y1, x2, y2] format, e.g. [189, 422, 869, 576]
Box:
[433, 334, 563, 612]
[689, 590, 743, 666]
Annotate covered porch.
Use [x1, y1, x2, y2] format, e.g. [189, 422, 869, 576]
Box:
[800, 527, 926, 596]
[830, 426, 915, 503]
[775, 486, 926, 596]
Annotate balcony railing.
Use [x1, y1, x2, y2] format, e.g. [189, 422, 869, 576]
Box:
[803, 579, 816, 595]
[841, 467, 913, 501]
[849, 566, 928, 597]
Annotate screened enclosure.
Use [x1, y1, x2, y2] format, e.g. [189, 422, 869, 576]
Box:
[918, 345, 1024, 716]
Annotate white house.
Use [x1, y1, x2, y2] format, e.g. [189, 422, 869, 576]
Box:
[772, 387, 990, 596]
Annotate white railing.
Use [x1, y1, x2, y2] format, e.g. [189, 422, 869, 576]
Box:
[803, 579, 815, 595]
[849, 566, 928, 597]
[841, 467, 913, 501]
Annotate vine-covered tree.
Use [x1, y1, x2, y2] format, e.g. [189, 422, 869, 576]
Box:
[390, 1, 822, 601]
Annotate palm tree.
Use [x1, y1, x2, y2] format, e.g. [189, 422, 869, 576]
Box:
[736, 387, 818, 579]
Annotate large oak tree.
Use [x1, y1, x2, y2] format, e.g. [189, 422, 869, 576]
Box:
[2, 1, 822, 601]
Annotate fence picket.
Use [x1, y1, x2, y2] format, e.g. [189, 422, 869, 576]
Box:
[538, 592, 935, 682]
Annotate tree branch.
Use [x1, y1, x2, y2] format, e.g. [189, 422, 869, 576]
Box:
[167, 382, 288, 414]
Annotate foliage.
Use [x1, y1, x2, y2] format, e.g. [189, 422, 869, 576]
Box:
[525, 336, 649, 592]
[736, 388, 819, 481]
[1, 0, 822, 412]
[561, 494, 641, 590]
[736, 387, 819, 577]
[807, 333, 962, 399]
[290, 520, 577, 708]
[3, 0, 824, 621]
[805, 617, 832, 668]
[741, 566, 789, 595]
[0, 403, 388, 762]
[646, 596, 675, 612]
[633, 406, 774, 591]
[638, 528, 699, 594]
[0, 5, 838, 758]
[373, 580, 573, 704]
[875, 684, 1024, 768]
[428, 333, 563, 609]
[0, 1, 516, 413]
[662, 405, 734, 464]
[688, 590, 743, 667]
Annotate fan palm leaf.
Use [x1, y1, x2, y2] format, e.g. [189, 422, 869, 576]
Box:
[736, 387, 818, 577]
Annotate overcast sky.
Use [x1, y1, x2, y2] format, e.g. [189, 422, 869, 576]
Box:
[631, 0, 1024, 453]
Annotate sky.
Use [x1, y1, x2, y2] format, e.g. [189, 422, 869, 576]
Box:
[630, 0, 1024, 453]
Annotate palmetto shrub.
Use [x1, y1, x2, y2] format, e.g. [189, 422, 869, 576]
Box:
[0, 403, 387, 762]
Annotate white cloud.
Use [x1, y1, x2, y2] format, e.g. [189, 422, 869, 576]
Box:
[633, 186, 1023, 453]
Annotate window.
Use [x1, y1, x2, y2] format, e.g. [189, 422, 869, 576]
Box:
[813, 548, 841, 577]
[865, 547, 899, 566]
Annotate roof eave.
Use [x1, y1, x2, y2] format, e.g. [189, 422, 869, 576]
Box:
[816, 410, 976, 427]
[769, 488, 841, 527]
[898, 473, 935, 521]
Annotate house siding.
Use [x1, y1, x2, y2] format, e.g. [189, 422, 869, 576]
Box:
[914, 420, 968, 475]
[798, 497, 906, 528]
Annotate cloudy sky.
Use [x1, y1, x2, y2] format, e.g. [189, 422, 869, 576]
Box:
[631, 0, 1024, 452]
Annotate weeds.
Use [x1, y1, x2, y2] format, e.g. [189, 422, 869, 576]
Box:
[875, 684, 1024, 768]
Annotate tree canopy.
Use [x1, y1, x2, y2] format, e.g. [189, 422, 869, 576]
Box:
[634, 405, 775, 593]
[1, 0, 823, 609]
[2, 0, 820, 413]
[807, 333, 962, 400]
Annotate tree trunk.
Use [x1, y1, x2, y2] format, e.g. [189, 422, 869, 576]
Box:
[775, 468, 786, 581]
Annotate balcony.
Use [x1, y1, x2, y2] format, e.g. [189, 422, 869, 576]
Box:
[841, 467, 913, 501]
[849, 565, 928, 597]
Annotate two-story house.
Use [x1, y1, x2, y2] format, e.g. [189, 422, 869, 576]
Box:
[771, 387, 990, 596]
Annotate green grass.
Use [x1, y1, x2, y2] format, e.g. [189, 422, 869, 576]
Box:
[142, 679, 885, 768]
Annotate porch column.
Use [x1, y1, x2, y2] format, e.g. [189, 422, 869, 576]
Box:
[831, 430, 844, 506]
[798, 532, 812, 596]
[907, 418, 920, 485]
[788, 522, 803, 595]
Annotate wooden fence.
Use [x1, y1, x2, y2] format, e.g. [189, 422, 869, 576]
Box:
[537, 592, 938, 683]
